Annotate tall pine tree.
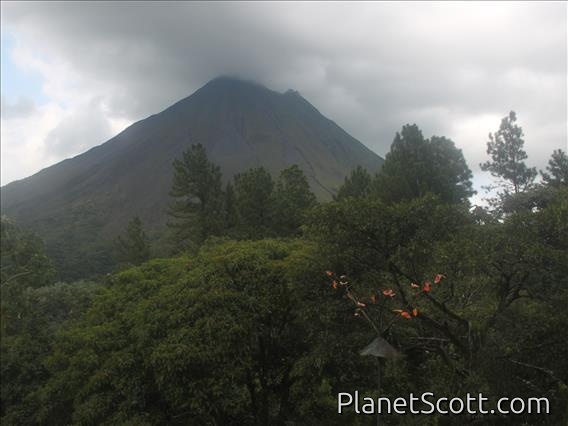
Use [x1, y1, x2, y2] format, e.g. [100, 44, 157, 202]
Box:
[115, 216, 150, 266]
[233, 167, 275, 239]
[335, 165, 372, 200]
[373, 124, 474, 204]
[273, 165, 317, 236]
[223, 181, 238, 232]
[168, 144, 224, 249]
[480, 111, 537, 196]
[541, 149, 568, 187]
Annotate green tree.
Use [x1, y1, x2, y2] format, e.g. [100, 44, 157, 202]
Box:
[0, 216, 54, 289]
[115, 216, 150, 266]
[273, 165, 317, 236]
[500, 150, 566, 214]
[335, 165, 372, 200]
[26, 241, 369, 426]
[223, 181, 238, 232]
[480, 111, 537, 196]
[168, 144, 225, 249]
[233, 167, 275, 239]
[308, 194, 568, 424]
[541, 149, 568, 187]
[1, 216, 55, 345]
[0, 217, 100, 423]
[1, 281, 100, 424]
[373, 125, 474, 204]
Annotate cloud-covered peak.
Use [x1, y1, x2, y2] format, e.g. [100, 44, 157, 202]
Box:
[1, 2, 566, 189]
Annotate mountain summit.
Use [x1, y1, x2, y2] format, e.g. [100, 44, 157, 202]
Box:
[1, 77, 383, 278]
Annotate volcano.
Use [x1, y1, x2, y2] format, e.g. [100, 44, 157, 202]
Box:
[1, 77, 383, 279]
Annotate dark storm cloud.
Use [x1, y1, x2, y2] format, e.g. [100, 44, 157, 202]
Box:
[2, 1, 567, 179]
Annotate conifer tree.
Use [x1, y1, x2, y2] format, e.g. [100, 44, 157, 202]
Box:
[273, 165, 316, 235]
[223, 182, 238, 232]
[373, 124, 474, 204]
[233, 167, 274, 239]
[541, 149, 568, 187]
[115, 216, 150, 265]
[480, 111, 537, 196]
[335, 165, 372, 200]
[168, 144, 224, 248]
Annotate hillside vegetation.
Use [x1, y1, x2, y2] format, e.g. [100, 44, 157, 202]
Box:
[1, 78, 383, 281]
[2, 113, 567, 425]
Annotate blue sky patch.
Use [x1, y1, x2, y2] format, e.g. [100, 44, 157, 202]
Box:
[1, 29, 47, 104]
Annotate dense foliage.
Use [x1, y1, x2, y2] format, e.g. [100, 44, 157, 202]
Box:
[541, 149, 568, 187]
[115, 216, 151, 266]
[168, 143, 226, 249]
[480, 111, 537, 200]
[1, 120, 567, 425]
[1, 217, 101, 423]
[373, 125, 474, 204]
[169, 151, 317, 246]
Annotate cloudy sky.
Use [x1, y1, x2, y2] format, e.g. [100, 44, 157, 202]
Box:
[1, 2, 566, 201]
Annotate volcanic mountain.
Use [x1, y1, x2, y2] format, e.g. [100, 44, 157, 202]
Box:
[1, 77, 383, 279]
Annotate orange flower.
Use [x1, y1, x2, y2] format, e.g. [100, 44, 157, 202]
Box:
[434, 274, 446, 284]
[383, 289, 396, 297]
[423, 281, 432, 293]
[332, 280, 338, 289]
[325, 270, 334, 277]
[412, 308, 418, 317]
[394, 309, 412, 319]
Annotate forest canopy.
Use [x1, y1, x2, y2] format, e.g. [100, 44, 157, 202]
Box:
[1, 116, 567, 425]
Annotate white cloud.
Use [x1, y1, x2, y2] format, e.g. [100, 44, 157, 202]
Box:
[1, 101, 63, 184]
[0, 1, 566, 189]
[1, 96, 36, 119]
[450, 113, 503, 173]
[1, 41, 134, 184]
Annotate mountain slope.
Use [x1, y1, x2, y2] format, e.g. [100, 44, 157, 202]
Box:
[1, 77, 383, 279]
